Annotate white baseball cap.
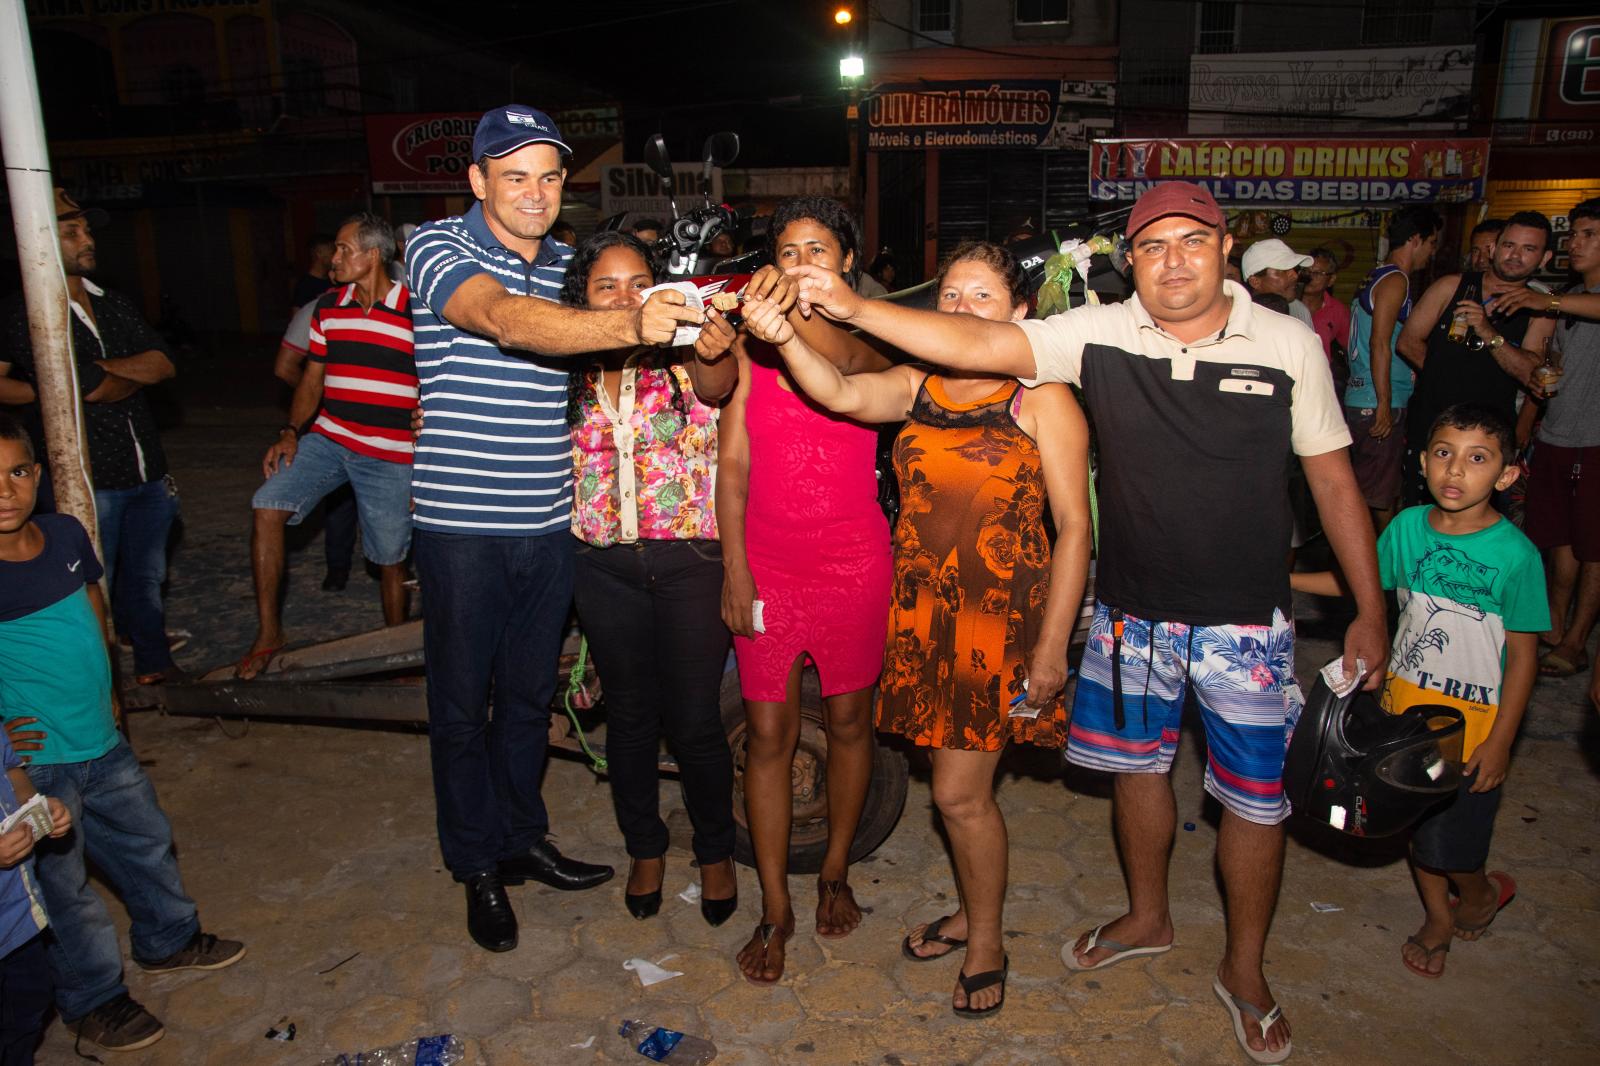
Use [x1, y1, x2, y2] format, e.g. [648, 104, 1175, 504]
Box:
[1242, 238, 1312, 278]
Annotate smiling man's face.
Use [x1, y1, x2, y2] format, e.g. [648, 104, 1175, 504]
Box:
[470, 144, 566, 254]
[1129, 215, 1232, 324]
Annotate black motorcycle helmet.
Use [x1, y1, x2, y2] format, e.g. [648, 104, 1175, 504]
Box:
[1284, 663, 1466, 838]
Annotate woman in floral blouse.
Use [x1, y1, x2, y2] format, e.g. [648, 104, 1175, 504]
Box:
[563, 231, 742, 925]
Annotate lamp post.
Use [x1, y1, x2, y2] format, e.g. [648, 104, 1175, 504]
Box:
[0, 0, 100, 552]
[836, 6, 865, 218]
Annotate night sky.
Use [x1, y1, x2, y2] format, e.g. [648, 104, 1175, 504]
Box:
[455, 0, 854, 168]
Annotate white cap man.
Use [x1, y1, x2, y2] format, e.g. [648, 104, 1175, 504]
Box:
[1242, 238, 1316, 329]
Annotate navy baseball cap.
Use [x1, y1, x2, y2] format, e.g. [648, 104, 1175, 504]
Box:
[471, 105, 572, 161]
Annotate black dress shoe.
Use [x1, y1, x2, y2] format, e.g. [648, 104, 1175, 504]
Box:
[701, 893, 738, 927]
[321, 567, 350, 591]
[463, 872, 517, 952]
[498, 839, 614, 891]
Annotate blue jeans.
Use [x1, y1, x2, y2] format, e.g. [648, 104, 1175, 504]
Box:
[251, 433, 413, 565]
[324, 484, 358, 571]
[414, 529, 574, 879]
[0, 933, 50, 1066]
[25, 738, 198, 1021]
[95, 480, 178, 675]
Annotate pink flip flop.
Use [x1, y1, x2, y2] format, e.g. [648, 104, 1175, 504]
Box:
[1453, 871, 1516, 937]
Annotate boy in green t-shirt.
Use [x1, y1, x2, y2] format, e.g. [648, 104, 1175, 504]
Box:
[1293, 403, 1547, 979]
[0, 416, 245, 1053]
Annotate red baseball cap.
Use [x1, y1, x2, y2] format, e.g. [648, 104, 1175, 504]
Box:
[1125, 182, 1225, 238]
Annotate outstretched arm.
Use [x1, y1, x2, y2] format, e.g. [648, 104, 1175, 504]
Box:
[1290, 570, 1348, 598]
[1493, 286, 1600, 321]
[742, 295, 921, 422]
[439, 273, 702, 355]
[787, 265, 1037, 379]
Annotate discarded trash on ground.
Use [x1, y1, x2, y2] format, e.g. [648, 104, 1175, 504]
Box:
[569, 1035, 597, 1049]
[677, 883, 701, 904]
[623, 955, 684, 987]
[1310, 901, 1344, 913]
[619, 1019, 717, 1063]
[264, 1016, 296, 1041]
[314, 1033, 463, 1065]
[1183, 822, 1196, 832]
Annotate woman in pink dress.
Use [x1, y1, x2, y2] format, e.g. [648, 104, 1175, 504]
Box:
[718, 198, 892, 983]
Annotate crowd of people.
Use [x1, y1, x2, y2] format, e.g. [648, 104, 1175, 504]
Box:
[0, 100, 1597, 1062]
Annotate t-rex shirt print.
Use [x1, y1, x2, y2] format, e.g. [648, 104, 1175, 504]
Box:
[1376, 506, 1549, 759]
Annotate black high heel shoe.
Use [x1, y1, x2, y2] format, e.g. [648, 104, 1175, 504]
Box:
[701, 893, 738, 926]
[625, 889, 662, 920]
[624, 858, 664, 920]
[699, 859, 737, 926]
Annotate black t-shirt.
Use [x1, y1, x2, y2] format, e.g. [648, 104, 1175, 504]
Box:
[291, 273, 334, 310]
[1407, 272, 1536, 436]
[0, 514, 104, 623]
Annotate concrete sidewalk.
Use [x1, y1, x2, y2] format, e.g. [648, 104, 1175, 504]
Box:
[33, 400, 1600, 1065]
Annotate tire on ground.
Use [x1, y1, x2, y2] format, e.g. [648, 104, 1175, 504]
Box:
[719, 665, 909, 876]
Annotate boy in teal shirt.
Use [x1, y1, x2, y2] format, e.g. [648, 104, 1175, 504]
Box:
[1294, 403, 1546, 979]
[0, 416, 244, 1053]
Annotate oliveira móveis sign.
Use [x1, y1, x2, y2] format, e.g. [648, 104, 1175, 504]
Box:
[1089, 137, 1491, 206]
[867, 80, 1114, 151]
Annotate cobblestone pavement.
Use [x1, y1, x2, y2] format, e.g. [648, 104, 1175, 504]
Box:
[33, 373, 1600, 1065]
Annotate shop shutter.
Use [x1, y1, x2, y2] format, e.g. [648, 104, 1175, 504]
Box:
[938, 150, 1096, 260]
[874, 152, 927, 285]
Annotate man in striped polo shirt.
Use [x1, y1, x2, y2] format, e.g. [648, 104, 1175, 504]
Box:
[240, 213, 417, 678]
[406, 105, 700, 952]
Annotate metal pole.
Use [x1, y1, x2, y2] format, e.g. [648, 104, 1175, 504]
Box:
[0, 0, 99, 549]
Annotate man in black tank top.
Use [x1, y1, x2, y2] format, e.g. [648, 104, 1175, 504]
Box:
[1397, 212, 1557, 504]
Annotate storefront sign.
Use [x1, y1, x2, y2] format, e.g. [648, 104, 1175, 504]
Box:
[866, 79, 1114, 151]
[1497, 17, 1600, 142]
[1189, 46, 1473, 135]
[1089, 137, 1491, 205]
[599, 164, 723, 218]
[365, 109, 621, 194]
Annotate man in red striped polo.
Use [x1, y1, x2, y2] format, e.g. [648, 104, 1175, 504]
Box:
[238, 213, 417, 678]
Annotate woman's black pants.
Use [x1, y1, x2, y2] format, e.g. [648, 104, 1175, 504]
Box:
[574, 538, 736, 864]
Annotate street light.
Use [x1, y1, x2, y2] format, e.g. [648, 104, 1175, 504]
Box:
[834, 6, 853, 25]
[840, 54, 864, 81]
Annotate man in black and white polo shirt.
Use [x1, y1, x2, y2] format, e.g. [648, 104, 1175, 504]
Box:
[786, 182, 1386, 1062]
[405, 105, 701, 953]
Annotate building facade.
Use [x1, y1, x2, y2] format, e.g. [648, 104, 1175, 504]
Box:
[1111, 0, 1486, 289]
[17, 0, 601, 339]
[863, 0, 1118, 283]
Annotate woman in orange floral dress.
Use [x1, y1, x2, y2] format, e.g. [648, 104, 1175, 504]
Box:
[743, 241, 1091, 1016]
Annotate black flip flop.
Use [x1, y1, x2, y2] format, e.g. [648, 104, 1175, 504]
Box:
[901, 915, 967, 962]
[952, 954, 1009, 1018]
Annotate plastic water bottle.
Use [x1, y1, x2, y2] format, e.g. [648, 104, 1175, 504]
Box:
[315, 1034, 464, 1066]
[618, 1019, 718, 1064]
